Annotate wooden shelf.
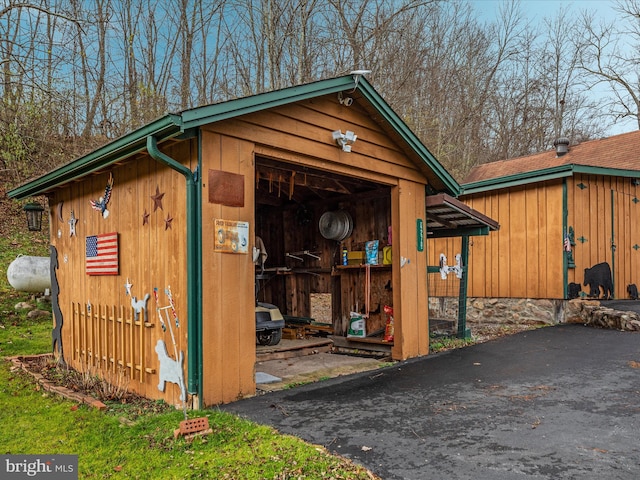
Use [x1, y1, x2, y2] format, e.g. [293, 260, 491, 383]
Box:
[333, 264, 391, 274]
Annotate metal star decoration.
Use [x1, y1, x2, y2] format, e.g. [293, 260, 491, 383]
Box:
[164, 213, 173, 230]
[142, 209, 150, 225]
[151, 185, 165, 212]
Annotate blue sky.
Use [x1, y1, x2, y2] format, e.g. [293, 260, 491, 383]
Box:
[471, 0, 620, 22]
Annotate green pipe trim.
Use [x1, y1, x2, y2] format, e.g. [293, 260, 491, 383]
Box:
[457, 236, 470, 339]
[562, 179, 568, 298]
[146, 135, 200, 398]
[611, 189, 616, 295]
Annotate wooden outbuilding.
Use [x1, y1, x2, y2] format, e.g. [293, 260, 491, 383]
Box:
[9, 75, 496, 407]
[430, 131, 640, 304]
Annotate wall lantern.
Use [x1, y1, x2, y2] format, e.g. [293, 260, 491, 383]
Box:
[24, 202, 45, 231]
[332, 130, 357, 152]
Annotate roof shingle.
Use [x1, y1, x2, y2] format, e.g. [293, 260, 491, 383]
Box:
[463, 130, 640, 184]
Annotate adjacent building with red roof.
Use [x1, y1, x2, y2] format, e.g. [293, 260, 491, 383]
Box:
[430, 130, 640, 315]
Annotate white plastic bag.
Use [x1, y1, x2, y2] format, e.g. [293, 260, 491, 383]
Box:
[347, 312, 366, 338]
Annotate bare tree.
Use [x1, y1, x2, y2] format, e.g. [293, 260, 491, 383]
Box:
[0, 0, 634, 187]
[67, 0, 111, 139]
[386, 0, 522, 178]
[0, 1, 85, 185]
[193, 1, 227, 105]
[485, 3, 604, 163]
[579, 0, 640, 130]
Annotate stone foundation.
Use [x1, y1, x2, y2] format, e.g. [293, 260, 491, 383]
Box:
[460, 296, 640, 332]
[466, 297, 563, 327]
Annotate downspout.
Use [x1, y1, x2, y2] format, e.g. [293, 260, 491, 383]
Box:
[562, 179, 568, 298]
[146, 135, 201, 404]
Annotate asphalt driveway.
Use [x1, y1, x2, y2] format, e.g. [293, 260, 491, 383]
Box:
[221, 325, 640, 479]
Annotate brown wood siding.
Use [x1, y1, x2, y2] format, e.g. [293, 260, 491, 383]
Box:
[431, 174, 640, 302]
[569, 173, 640, 298]
[429, 180, 565, 299]
[50, 140, 194, 406]
[200, 132, 256, 406]
[205, 98, 421, 187]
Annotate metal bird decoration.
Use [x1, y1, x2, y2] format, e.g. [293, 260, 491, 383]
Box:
[90, 173, 114, 218]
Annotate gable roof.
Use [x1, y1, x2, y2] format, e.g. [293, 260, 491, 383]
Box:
[8, 75, 460, 200]
[462, 130, 640, 194]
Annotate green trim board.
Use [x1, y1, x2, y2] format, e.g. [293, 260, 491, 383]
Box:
[462, 164, 640, 196]
[9, 75, 460, 200]
[610, 189, 616, 295]
[457, 236, 470, 339]
[462, 166, 574, 194]
[179, 76, 355, 128]
[428, 227, 491, 238]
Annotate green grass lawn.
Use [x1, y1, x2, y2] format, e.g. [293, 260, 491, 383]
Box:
[0, 362, 374, 479]
[0, 224, 377, 479]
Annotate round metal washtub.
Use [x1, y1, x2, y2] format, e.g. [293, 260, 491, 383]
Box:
[318, 210, 353, 241]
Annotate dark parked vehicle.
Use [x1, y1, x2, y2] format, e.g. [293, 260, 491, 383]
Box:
[256, 302, 284, 346]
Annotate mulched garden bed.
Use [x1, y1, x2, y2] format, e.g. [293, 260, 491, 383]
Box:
[9, 354, 173, 418]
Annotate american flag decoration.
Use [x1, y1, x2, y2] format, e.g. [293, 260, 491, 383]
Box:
[564, 232, 572, 253]
[86, 232, 119, 275]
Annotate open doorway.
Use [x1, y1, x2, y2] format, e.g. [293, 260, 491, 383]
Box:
[253, 156, 394, 362]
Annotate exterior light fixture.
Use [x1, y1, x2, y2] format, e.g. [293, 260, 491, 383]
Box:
[23, 202, 45, 231]
[332, 130, 357, 152]
[349, 69, 371, 92]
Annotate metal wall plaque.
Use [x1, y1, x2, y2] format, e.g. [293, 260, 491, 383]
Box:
[208, 170, 244, 207]
[214, 219, 249, 254]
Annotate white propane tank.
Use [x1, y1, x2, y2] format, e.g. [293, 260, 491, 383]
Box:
[7, 255, 51, 293]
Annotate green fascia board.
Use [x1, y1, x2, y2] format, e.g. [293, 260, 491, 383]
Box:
[461, 165, 575, 195]
[8, 115, 184, 200]
[572, 164, 640, 178]
[9, 74, 460, 199]
[179, 76, 356, 128]
[462, 163, 640, 196]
